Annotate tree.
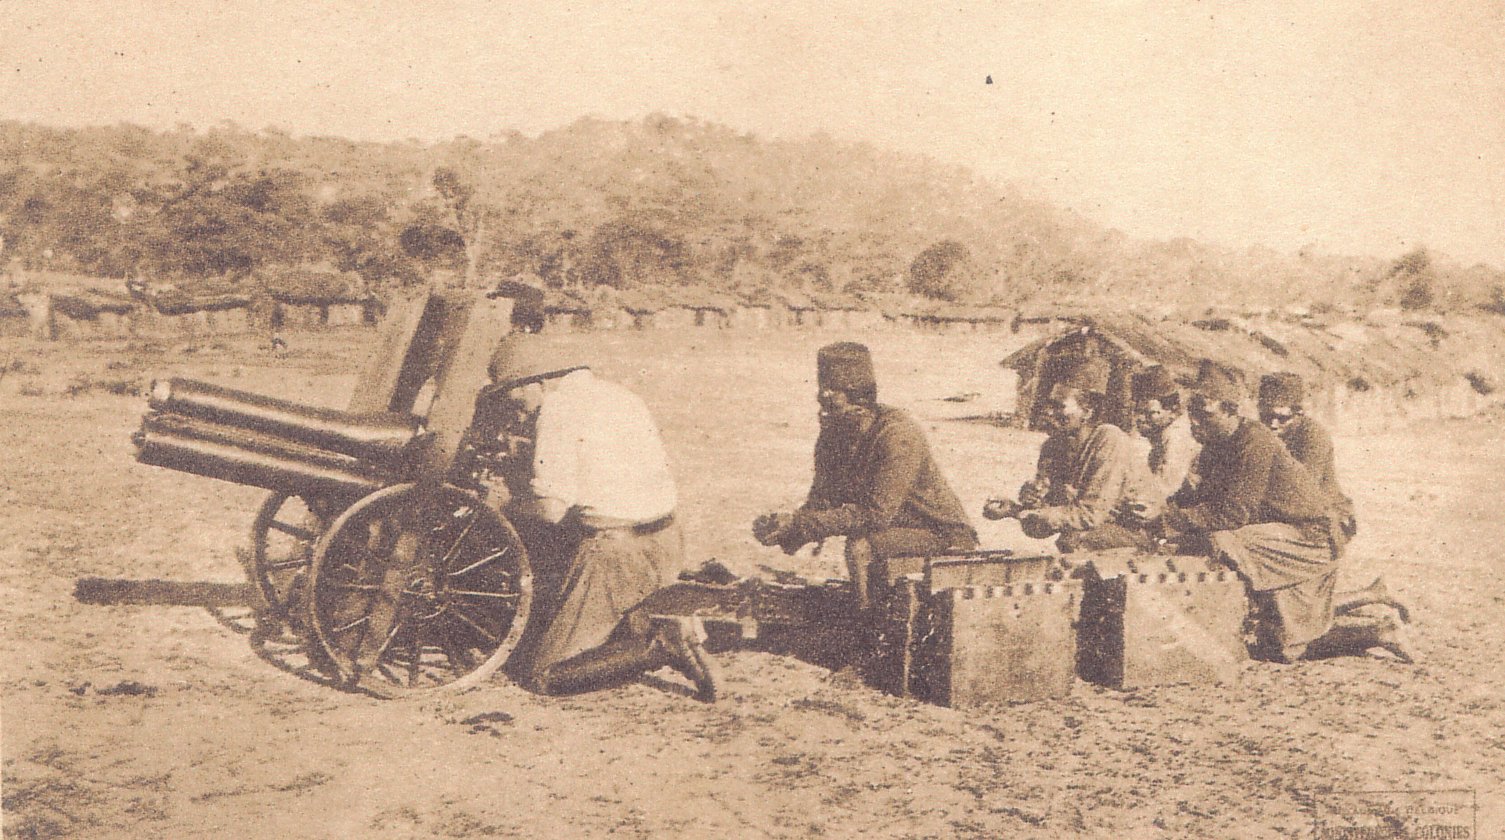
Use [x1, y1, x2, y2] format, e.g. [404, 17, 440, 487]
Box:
[321, 195, 418, 288]
[576, 220, 687, 288]
[139, 167, 318, 278]
[428, 154, 524, 288]
[908, 239, 980, 302]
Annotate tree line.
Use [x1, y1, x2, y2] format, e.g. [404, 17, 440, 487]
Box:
[2, 117, 1502, 315]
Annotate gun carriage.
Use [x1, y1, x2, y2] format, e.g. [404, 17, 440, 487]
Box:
[131, 291, 532, 696]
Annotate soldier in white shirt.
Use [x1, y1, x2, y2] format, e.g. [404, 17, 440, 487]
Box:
[1131, 365, 1201, 500]
[485, 335, 716, 700]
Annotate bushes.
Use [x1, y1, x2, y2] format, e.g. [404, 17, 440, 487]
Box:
[64, 374, 145, 398]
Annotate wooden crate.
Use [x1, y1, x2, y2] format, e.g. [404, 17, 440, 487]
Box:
[1076, 556, 1248, 690]
[912, 580, 1081, 707]
[870, 553, 1072, 705]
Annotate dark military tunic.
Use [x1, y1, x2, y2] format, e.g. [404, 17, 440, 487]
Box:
[1279, 415, 1356, 533]
[1167, 418, 1341, 651]
[795, 404, 976, 553]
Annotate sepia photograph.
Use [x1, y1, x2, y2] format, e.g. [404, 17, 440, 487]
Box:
[2, 2, 1501, 837]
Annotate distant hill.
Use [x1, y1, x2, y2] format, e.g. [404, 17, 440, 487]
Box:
[2, 117, 1501, 316]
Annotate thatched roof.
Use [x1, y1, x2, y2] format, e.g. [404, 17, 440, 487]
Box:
[900, 301, 1015, 322]
[125, 278, 252, 315]
[256, 267, 370, 305]
[147, 291, 253, 316]
[50, 288, 137, 318]
[667, 286, 740, 312]
[1000, 311, 1504, 394]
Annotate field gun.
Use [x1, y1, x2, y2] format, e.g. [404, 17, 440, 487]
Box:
[128, 291, 534, 697]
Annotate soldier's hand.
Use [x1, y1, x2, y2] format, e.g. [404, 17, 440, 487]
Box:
[982, 497, 1023, 520]
[1018, 477, 1050, 508]
[1018, 511, 1057, 540]
[753, 512, 795, 546]
[486, 478, 513, 511]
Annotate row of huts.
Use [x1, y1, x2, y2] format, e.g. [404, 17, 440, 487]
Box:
[529, 285, 1020, 333]
[2, 269, 379, 341]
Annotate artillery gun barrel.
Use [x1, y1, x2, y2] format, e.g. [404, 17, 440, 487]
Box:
[133, 424, 386, 499]
[148, 378, 421, 463]
[140, 411, 393, 477]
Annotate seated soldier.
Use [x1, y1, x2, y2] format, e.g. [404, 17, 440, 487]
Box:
[984, 356, 1154, 554]
[1131, 364, 1201, 501]
[1123, 359, 1410, 664]
[1258, 372, 1357, 539]
[754, 342, 977, 612]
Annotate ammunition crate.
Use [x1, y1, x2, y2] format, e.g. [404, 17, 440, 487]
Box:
[1076, 556, 1248, 690]
[871, 553, 1078, 707]
[912, 579, 1081, 707]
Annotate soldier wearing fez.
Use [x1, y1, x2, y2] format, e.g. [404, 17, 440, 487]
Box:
[1131, 364, 1201, 501]
[983, 356, 1155, 553]
[483, 334, 718, 700]
[1120, 359, 1410, 663]
[754, 342, 977, 612]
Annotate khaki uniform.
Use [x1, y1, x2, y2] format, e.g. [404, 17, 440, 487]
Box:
[1028, 422, 1155, 553]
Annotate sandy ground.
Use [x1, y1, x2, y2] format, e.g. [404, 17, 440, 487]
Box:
[2, 327, 1502, 839]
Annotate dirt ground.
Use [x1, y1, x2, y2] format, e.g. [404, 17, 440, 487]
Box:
[2, 326, 1502, 839]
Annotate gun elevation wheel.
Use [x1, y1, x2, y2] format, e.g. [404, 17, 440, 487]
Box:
[303, 483, 532, 696]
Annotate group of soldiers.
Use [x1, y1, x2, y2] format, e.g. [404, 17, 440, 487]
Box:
[479, 333, 1410, 703]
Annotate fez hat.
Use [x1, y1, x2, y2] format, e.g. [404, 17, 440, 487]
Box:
[487, 334, 588, 389]
[817, 342, 876, 390]
[1053, 355, 1111, 396]
[1131, 365, 1180, 402]
[1190, 358, 1246, 404]
[1259, 371, 1305, 405]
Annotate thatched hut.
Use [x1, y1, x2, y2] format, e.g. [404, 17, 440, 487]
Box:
[900, 302, 1016, 333]
[726, 302, 783, 330]
[257, 267, 376, 329]
[814, 295, 886, 331]
[135, 285, 254, 336]
[658, 287, 737, 329]
[47, 288, 138, 339]
[1000, 312, 1505, 433]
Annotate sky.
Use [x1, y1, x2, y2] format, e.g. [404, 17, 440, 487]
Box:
[3, 0, 1503, 266]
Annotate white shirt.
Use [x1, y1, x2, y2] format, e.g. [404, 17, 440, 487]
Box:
[529, 369, 677, 526]
[1149, 413, 1201, 499]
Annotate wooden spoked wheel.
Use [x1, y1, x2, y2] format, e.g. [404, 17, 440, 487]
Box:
[250, 492, 331, 620]
[303, 483, 532, 696]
